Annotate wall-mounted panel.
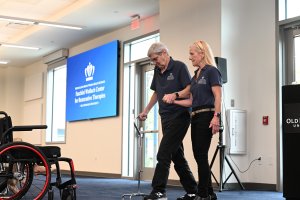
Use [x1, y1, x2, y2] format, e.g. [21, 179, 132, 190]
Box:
[24, 72, 43, 101]
[226, 109, 247, 154]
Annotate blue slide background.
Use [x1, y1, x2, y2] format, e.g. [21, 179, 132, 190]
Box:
[66, 40, 119, 121]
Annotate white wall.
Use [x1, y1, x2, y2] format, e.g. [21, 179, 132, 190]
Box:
[222, 0, 276, 184]
[0, 67, 24, 125]
[159, 0, 277, 185]
[0, 68, 5, 110]
[20, 61, 47, 144]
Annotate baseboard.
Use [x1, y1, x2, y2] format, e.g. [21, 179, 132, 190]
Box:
[61, 170, 121, 179]
[168, 179, 276, 191]
[60, 171, 276, 191]
[212, 182, 276, 191]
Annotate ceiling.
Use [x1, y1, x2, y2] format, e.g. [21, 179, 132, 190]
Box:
[0, 0, 159, 68]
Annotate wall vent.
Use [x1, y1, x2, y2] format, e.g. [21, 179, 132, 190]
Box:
[43, 48, 69, 65]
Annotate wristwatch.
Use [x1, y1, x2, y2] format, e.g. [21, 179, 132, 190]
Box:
[214, 112, 221, 118]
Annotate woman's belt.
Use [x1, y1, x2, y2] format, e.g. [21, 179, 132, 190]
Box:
[191, 108, 215, 117]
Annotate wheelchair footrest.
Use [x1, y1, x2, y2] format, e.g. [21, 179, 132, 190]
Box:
[58, 179, 77, 190]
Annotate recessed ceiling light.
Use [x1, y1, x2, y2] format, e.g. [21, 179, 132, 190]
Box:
[0, 15, 83, 30]
[0, 61, 9, 64]
[0, 16, 34, 25]
[38, 22, 82, 30]
[0, 43, 40, 50]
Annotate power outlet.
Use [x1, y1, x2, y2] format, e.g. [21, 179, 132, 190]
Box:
[257, 156, 262, 165]
[258, 156, 262, 161]
[231, 99, 235, 107]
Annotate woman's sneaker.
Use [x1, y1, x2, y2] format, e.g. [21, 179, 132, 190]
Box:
[177, 193, 196, 200]
[209, 192, 217, 200]
[144, 192, 167, 200]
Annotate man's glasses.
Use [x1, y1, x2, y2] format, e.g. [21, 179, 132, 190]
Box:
[150, 52, 162, 65]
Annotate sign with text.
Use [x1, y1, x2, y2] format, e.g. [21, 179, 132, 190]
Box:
[66, 40, 119, 121]
[283, 103, 300, 133]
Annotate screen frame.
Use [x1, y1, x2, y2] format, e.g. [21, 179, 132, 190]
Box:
[65, 40, 120, 122]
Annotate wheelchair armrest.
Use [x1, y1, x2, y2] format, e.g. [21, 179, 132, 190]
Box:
[0, 111, 8, 117]
[1, 125, 47, 143]
[12, 125, 48, 131]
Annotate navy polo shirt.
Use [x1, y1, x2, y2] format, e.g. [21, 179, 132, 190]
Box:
[190, 65, 222, 109]
[150, 57, 191, 116]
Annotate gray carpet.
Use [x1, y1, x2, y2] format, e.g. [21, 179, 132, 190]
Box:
[70, 177, 284, 200]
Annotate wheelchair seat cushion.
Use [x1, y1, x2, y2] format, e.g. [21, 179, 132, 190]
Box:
[38, 146, 61, 158]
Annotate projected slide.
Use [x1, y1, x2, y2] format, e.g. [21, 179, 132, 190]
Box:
[66, 40, 119, 121]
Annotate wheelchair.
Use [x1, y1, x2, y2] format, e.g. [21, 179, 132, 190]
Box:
[0, 111, 77, 200]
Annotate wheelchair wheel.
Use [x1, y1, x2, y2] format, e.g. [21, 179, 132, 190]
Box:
[0, 162, 33, 199]
[0, 142, 51, 200]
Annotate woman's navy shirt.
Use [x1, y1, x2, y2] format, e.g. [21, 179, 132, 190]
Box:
[190, 65, 222, 109]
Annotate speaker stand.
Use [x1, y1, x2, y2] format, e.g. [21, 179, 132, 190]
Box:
[210, 126, 245, 192]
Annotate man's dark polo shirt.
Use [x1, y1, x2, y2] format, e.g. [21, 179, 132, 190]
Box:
[151, 58, 191, 116]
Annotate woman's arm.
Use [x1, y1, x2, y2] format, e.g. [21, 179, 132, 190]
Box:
[173, 94, 193, 107]
[212, 85, 222, 114]
[162, 84, 191, 104]
[210, 85, 222, 134]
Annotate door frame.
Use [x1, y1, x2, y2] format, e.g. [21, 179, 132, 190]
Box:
[138, 61, 159, 180]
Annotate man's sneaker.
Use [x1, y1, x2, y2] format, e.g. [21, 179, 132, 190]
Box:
[209, 192, 217, 200]
[144, 192, 167, 200]
[194, 195, 211, 200]
[177, 193, 196, 200]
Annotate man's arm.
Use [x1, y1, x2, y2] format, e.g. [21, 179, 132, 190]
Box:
[162, 84, 191, 104]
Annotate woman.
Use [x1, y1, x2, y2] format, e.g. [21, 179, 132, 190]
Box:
[173, 40, 222, 200]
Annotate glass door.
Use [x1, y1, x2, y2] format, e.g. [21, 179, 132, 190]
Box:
[139, 62, 159, 180]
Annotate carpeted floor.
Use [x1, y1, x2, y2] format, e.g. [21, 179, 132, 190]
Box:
[67, 177, 284, 200]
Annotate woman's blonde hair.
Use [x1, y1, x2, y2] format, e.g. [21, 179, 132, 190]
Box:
[192, 40, 216, 67]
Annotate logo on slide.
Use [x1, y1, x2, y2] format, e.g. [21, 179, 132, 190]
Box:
[85, 62, 95, 81]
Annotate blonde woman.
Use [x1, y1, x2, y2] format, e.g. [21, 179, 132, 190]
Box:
[173, 40, 222, 200]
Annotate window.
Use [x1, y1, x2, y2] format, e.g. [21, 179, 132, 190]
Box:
[295, 35, 300, 82]
[278, 0, 300, 84]
[286, 0, 300, 19]
[46, 65, 67, 143]
[279, 0, 300, 20]
[123, 33, 160, 63]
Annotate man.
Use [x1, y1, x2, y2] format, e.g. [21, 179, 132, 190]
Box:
[138, 42, 198, 200]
